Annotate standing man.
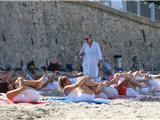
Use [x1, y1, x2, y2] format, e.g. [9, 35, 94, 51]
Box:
[80, 34, 102, 82]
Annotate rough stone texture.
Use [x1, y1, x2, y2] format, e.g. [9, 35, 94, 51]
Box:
[0, 1, 160, 71]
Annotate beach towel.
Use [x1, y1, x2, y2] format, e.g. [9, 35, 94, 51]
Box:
[42, 97, 111, 104]
[14, 101, 51, 104]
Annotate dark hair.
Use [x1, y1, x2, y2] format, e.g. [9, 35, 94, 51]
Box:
[27, 60, 35, 70]
[66, 64, 73, 72]
[41, 66, 47, 71]
[84, 34, 92, 41]
[47, 62, 60, 71]
[0, 81, 9, 93]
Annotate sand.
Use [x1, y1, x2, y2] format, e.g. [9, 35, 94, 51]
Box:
[0, 96, 160, 120]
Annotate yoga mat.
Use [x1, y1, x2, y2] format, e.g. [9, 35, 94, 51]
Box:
[43, 97, 111, 104]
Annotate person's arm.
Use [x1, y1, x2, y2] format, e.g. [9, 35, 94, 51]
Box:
[96, 43, 102, 68]
[79, 44, 85, 57]
[6, 86, 25, 101]
[98, 60, 102, 68]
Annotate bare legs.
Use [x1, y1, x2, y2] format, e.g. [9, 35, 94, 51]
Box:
[79, 76, 119, 94]
[7, 73, 47, 101]
[14, 73, 47, 89]
[7, 78, 25, 101]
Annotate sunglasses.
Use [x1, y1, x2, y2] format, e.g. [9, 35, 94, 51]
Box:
[85, 38, 89, 41]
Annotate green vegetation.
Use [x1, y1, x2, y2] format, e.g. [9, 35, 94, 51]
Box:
[144, 1, 160, 6]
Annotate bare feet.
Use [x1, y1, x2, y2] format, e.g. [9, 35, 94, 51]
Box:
[77, 72, 83, 77]
[133, 71, 139, 77]
[101, 75, 120, 87]
[145, 74, 152, 82]
[127, 71, 132, 74]
[139, 69, 145, 74]
[36, 73, 48, 89]
[15, 77, 25, 90]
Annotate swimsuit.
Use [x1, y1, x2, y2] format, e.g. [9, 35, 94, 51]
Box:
[65, 90, 95, 102]
[13, 87, 40, 103]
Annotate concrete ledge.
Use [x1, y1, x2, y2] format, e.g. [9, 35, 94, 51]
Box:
[65, 1, 160, 29]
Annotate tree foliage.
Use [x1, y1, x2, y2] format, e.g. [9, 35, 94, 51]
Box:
[144, 1, 160, 6]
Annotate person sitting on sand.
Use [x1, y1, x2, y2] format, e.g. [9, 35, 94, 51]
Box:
[25, 66, 43, 80]
[0, 71, 13, 81]
[58, 75, 119, 102]
[0, 74, 47, 103]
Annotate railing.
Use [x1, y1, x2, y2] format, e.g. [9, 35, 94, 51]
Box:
[96, 0, 160, 22]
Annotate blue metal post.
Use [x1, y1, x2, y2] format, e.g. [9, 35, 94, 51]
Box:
[122, 0, 127, 12]
[150, 3, 155, 21]
[137, 0, 141, 16]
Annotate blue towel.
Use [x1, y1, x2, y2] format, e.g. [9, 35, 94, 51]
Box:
[44, 97, 110, 104]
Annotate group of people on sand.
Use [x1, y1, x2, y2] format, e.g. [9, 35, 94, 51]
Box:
[58, 69, 160, 101]
[1, 34, 160, 103]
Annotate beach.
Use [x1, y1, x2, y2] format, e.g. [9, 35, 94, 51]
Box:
[1, 96, 160, 120]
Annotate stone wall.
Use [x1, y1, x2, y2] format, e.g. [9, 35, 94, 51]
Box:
[0, 1, 160, 71]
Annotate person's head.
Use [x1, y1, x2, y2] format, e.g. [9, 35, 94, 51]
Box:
[27, 60, 36, 74]
[29, 65, 36, 74]
[41, 66, 47, 71]
[58, 76, 71, 90]
[18, 71, 25, 78]
[84, 34, 93, 45]
[106, 70, 113, 76]
[66, 64, 73, 72]
[0, 81, 14, 93]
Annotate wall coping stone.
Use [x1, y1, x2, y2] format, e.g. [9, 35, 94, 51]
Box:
[65, 1, 160, 29]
